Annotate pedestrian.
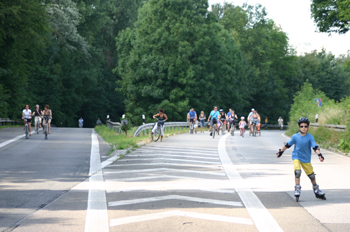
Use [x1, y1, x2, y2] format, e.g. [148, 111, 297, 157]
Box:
[278, 117, 283, 130]
[265, 116, 268, 129]
[79, 117, 84, 128]
[276, 117, 326, 201]
[199, 111, 206, 133]
[96, 118, 102, 126]
[315, 114, 318, 123]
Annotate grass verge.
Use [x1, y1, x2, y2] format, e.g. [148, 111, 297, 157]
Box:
[0, 125, 20, 130]
[94, 125, 191, 154]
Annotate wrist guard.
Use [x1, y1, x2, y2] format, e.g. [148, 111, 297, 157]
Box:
[318, 153, 324, 160]
[313, 146, 320, 152]
[277, 149, 284, 157]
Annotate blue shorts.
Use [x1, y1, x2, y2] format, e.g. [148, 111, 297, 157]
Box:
[200, 121, 205, 127]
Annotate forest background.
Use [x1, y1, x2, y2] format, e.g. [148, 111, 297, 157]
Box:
[1, 0, 350, 128]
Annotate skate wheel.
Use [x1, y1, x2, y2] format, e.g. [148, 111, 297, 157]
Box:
[296, 197, 299, 202]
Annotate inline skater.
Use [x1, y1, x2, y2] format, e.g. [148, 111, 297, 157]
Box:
[207, 106, 220, 136]
[151, 109, 168, 142]
[276, 117, 326, 201]
[187, 108, 197, 133]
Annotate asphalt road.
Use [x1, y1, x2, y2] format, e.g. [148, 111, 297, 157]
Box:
[0, 127, 349, 232]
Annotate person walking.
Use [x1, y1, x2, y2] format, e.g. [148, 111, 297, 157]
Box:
[315, 114, 319, 123]
[265, 116, 268, 129]
[278, 117, 284, 130]
[78, 118, 84, 128]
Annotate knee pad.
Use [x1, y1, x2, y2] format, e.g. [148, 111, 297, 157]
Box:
[295, 169, 301, 178]
[308, 173, 315, 181]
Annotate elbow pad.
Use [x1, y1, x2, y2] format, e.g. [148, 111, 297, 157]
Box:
[285, 143, 291, 148]
[313, 146, 320, 152]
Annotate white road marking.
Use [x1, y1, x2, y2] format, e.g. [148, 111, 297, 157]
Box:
[109, 162, 222, 169]
[108, 195, 243, 207]
[110, 210, 253, 226]
[118, 157, 221, 164]
[0, 128, 43, 148]
[144, 145, 217, 152]
[125, 153, 220, 160]
[84, 129, 109, 232]
[219, 134, 283, 232]
[136, 149, 218, 156]
[110, 174, 221, 181]
[103, 167, 226, 176]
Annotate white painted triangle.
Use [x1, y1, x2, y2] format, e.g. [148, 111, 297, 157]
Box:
[125, 153, 220, 160]
[110, 210, 253, 227]
[118, 157, 221, 165]
[108, 195, 242, 207]
[104, 168, 226, 176]
[109, 162, 222, 170]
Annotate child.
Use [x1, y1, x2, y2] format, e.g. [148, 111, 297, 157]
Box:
[276, 117, 326, 201]
[239, 116, 246, 137]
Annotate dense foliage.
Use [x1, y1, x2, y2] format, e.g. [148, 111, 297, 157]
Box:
[311, 0, 350, 34]
[1, 0, 350, 128]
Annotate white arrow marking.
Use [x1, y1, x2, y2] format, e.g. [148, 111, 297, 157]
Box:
[110, 210, 253, 226]
[108, 195, 242, 207]
[109, 162, 222, 169]
[104, 168, 226, 176]
[125, 153, 220, 160]
[118, 157, 221, 165]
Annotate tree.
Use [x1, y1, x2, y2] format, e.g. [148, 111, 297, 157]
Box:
[311, 0, 350, 34]
[116, 0, 245, 122]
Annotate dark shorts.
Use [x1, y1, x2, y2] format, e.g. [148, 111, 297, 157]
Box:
[24, 118, 32, 123]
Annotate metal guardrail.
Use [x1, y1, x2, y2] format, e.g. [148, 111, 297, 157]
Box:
[134, 121, 194, 137]
[0, 118, 18, 126]
[310, 123, 346, 132]
[106, 120, 121, 132]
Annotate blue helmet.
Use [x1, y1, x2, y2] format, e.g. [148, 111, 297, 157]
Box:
[298, 117, 310, 126]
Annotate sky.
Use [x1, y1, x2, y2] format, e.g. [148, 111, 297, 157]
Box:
[208, 0, 350, 57]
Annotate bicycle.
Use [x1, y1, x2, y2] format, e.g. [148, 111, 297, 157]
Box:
[24, 119, 30, 139]
[43, 116, 50, 140]
[151, 118, 164, 142]
[220, 119, 225, 135]
[240, 127, 245, 137]
[35, 116, 41, 134]
[189, 119, 194, 134]
[229, 119, 235, 136]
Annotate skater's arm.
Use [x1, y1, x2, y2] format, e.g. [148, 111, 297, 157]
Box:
[313, 146, 324, 162]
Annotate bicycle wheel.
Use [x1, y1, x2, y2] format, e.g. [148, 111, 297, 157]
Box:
[212, 125, 215, 139]
[222, 122, 225, 134]
[45, 124, 48, 139]
[152, 127, 161, 142]
[253, 125, 256, 137]
[190, 122, 193, 134]
[37, 121, 39, 134]
[25, 124, 29, 139]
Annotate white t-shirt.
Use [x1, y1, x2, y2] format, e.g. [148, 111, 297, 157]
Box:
[78, 119, 84, 124]
[278, 118, 283, 124]
[23, 109, 32, 119]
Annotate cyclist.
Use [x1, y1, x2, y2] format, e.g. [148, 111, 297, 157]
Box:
[151, 109, 168, 141]
[219, 109, 227, 132]
[227, 109, 232, 131]
[42, 105, 52, 134]
[187, 108, 197, 131]
[250, 109, 261, 134]
[239, 116, 246, 137]
[228, 109, 238, 132]
[247, 108, 255, 133]
[22, 104, 32, 136]
[207, 106, 220, 136]
[32, 104, 42, 132]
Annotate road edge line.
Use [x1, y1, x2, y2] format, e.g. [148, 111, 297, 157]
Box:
[84, 129, 109, 232]
[218, 133, 283, 232]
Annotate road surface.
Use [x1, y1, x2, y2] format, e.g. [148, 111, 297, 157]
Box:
[0, 127, 349, 232]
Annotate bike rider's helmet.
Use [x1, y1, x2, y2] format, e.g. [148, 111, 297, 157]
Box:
[251, 108, 255, 111]
[298, 117, 310, 126]
[220, 109, 224, 112]
[241, 116, 245, 119]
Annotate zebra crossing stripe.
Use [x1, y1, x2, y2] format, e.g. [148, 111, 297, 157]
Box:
[117, 157, 221, 165]
[104, 168, 226, 176]
[109, 162, 222, 169]
[125, 153, 220, 160]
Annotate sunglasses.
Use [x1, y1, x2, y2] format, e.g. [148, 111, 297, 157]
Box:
[299, 125, 308, 128]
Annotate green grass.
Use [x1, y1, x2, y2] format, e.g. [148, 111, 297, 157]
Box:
[0, 125, 20, 130]
[94, 125, 190, 152]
